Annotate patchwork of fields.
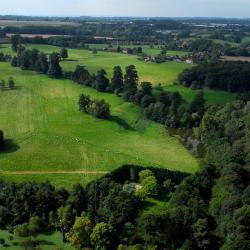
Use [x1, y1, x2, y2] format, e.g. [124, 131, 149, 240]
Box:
[0, 62, 200, 188]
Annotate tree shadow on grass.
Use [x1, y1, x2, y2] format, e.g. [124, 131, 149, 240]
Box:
[1, 86, 21, 91]
[0, 139, 20, 154]
[37, 240, 55, 246]
[110, 115, 136, 131]
[63, 59, 79, 62]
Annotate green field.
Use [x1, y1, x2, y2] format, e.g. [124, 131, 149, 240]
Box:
[0, 44, 191, 85]
[164, 85, 235, 106]
[0, 230, 74, 250]
[0, 62, 200, 188]
[87, 43, 189, 56]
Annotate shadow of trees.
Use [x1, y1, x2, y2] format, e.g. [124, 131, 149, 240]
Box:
[110, 115, 135, 131]
[0, 139, 20, 154]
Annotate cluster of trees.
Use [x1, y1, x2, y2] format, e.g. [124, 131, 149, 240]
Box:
[0, 52, 11, 62]
[179, 61, 250, 92]
[79, 94, 110, 120]
[225, 42, 250, 57]
[71, 64, 206, 128]
[0, 77, 15, 90]
[11, 46, 62, 78]
[0, 165, 186, 250]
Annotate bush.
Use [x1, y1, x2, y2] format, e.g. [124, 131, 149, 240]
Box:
[89, 99, 110, 119]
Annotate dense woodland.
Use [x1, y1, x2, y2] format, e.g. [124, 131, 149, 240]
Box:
[0, 16, 250, 250]
[178, 61, 250, 92]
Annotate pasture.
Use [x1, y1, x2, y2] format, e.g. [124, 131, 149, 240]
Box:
[87, 43, 189, 56]
[0, 62, 200, 188]
[0, 44, 192, 85]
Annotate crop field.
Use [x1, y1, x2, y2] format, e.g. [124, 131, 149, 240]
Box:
[6, 33, 72, 38]
[0, 62, 200, 188]
[0, 19, 80, 27]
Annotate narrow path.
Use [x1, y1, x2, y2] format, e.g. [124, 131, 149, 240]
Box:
[0, 170, 108, 175]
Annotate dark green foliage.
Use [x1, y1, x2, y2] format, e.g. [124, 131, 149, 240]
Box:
[97, 183, 138, 229]
[123, 65, 138, 99]
[7, 77, 15, 89]
[48, 53, 62, 78]
[140, 82, 152, 96]
[94, 69, 109, 92]
[78, 95, 110, 119]
[90, 222, 114, 250]
[0, 181, 69, 228]
[89, 99, 110, 119]
[35, 53, 48, 73]
[11, 56, 18, 67]
[0, 130, 4, 149]
[111, 66, 124, 93]
[78, 94, 91, 113]
[10, 34, 21, 52]
[72, 65, 90, 85]
[179, 61, 250, 92]
[138, 211, 182, 248]
[60, 47, 68, 60]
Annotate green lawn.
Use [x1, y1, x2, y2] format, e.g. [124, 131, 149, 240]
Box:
[0, 44, 191, 85]
[0, 62, 199, 187]
[0, 230, 74, 250]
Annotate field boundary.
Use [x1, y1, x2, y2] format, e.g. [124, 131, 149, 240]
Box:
[0, 170, 108, 175]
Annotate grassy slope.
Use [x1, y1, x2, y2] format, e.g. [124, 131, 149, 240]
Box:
[0, 62, 199, 187]
[0, 230, 74, 250]
[164, 85, 235, 106]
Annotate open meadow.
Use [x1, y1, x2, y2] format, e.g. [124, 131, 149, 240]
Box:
[0, 62, 200, 188]
[0, 43, 235, 106]
[87, 43, 189, 56]
[0, 44, 191, 84]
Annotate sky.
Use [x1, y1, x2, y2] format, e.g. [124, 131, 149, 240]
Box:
[0, 0, 249, 18]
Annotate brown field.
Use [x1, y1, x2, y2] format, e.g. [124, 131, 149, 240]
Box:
[0, 20, 80, 27]
[221, 56, 250, 62]
[6, 33, 72, 38]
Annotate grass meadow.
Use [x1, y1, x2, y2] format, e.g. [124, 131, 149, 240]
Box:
[0, 230, 74, 250]
[0, 62, 200, 188]
[0, 44, 192, 84]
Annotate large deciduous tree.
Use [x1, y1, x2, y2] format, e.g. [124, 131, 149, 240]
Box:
[48, 53, 62, 78]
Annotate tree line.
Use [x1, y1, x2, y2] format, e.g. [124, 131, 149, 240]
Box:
[178, 61, 250, 92]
